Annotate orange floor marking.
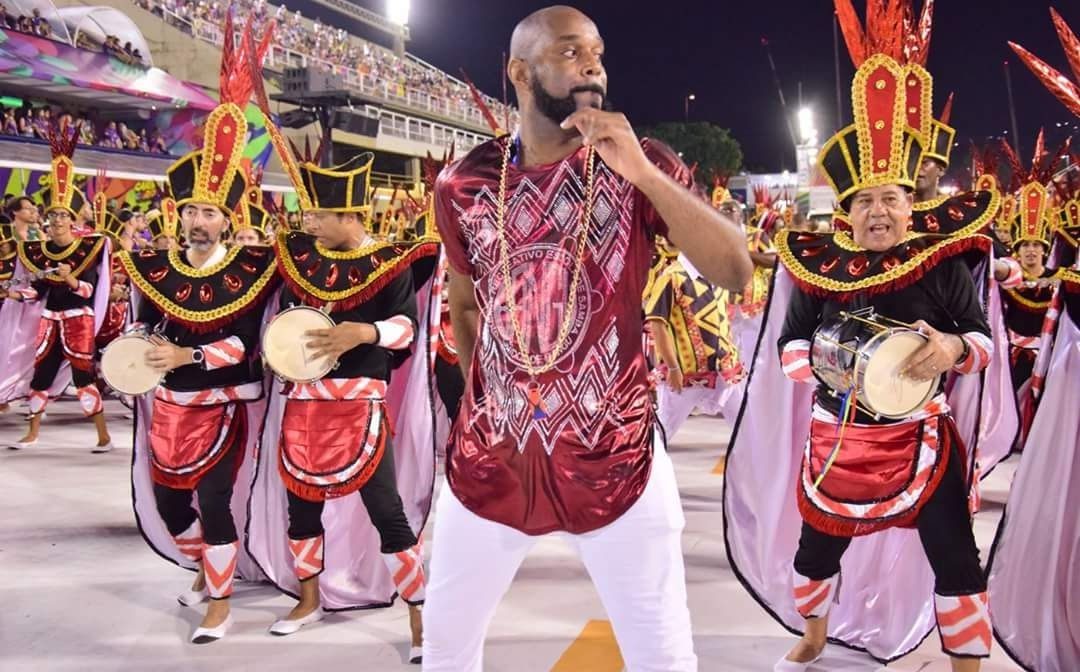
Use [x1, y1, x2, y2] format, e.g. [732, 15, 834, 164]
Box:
[550, 619, 624, 672]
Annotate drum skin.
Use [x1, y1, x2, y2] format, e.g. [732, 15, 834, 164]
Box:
[101, 335, 163, 395]
[263, 306, 336, 383]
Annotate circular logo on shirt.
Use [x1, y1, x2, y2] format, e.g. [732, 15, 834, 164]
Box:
[488, 243, 593, 369]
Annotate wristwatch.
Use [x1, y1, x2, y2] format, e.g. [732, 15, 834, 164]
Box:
[954, 336, 970, 365]
[191, 347, 206, 368]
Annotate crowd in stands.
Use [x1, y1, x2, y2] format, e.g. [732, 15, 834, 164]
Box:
[139, 0, 516, 129]
[1, 3, 148, 66]
[0, 103, 170, 154]
[0, 5, 53, 39]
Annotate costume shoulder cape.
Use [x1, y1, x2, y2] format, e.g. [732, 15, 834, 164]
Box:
[1003, 267, 1065, 313]
[17, 235, 106, 283]
[0, 247, 15, 282]
[274, 230, 440, 311]
[775, 229, 991, 300]
[118, 245, 279, 332]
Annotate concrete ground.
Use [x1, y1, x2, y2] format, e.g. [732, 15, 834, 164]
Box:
[0, 400, 1022, 671]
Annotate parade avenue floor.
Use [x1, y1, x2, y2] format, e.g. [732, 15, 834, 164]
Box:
[1, 399, 1022, 672]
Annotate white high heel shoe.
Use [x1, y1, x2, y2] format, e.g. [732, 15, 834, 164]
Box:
[92, 441, 113, 454]
[408, 646, 422, 664]
[268, 608, 324, 636]
[177, 588, 207, 607]
[190, 614, 233, 644]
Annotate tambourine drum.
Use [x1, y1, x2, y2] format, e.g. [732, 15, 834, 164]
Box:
[263, 306, 336, 383]
[100, 334, 163, 395]
[810, 311, 938, 419]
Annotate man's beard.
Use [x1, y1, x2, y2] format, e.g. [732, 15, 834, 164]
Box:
[530, 74, 612, 126]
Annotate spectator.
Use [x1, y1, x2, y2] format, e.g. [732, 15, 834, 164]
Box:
[2, 108, 17, 135]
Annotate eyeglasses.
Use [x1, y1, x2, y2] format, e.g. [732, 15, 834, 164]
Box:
[45, 211, 72, 223]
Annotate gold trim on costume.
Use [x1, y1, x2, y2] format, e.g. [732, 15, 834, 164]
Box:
[117, 249, 278, 325]
[17, 236, 105, 279]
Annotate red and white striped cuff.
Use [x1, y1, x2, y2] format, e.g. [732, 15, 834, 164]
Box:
[16, 287, 38, 301]
[780, 339, 814, 383]
[793, 571, 837, 619]
[75, 385, 103, 417]
[383, 544, 425, 604]
[953, 332, 992, 374]
[997, 257, 1023, 289]
[935, 592, 992, 658]
[173, 519, 204, 564]
[374, 315, 416, 350]
[202, 336, 246, 370]
[73, 280, 93, 299]
[288, 535, 325, 581]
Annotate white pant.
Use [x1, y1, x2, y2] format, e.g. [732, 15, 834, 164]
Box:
[422, 442, 697, 671]
[657, 383, 741, 439]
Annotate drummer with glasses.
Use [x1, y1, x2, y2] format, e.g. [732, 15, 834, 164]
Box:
[254, 149, 438, 664]
[772, 56, 998, 672]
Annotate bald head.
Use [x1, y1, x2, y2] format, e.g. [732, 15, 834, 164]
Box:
[507, 5, 607, 128]
[510, 5, 597, 61]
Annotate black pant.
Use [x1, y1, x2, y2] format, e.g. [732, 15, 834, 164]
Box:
[287, 437, 417, 554]
[794, 444, 986, 596]
[31, 336, 95, 391]
[435, 356, 464, 422]
[153, 430, 242, 546]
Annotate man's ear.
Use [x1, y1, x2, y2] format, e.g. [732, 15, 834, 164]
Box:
[507, 58, 530, 91]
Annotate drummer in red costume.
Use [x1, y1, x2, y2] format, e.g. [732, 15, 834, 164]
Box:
[5, 128, 113, 451]
[115, 20, 278, 644]
[773, 34, 997, 672]
[422, 6, 751, 671]
[255, 152, 438, 661]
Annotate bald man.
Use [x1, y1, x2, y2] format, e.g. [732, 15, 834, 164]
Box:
[423, 6, 751, 671]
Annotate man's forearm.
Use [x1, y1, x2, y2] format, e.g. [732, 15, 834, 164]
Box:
[636, 166, 753, 291]
[750, 251, 777, 268]
[649, 321, 679, 370]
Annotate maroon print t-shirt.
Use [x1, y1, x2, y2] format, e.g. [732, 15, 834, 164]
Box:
[435, 136, 693, 534]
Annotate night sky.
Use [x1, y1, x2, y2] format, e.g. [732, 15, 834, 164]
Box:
[337, 1, 1078, 175]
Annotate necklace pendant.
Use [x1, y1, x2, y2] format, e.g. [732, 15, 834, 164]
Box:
[523, 378, 548, 420]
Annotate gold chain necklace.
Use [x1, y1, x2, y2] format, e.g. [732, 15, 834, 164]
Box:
[494, 136, 595, 416]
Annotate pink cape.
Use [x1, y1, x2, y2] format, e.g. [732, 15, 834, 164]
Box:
[987, 295, 1080, 671]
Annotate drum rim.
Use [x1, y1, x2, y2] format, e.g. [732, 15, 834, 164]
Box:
[263, 305, 337, 383]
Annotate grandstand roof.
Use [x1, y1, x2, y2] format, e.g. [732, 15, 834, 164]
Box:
[0, 26, 216, 111]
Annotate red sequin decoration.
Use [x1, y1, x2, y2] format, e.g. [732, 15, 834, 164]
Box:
[326, 263, 339, 288]
[847, 254, 869, 277]
[304, 261, 320, 279]
[148, 266, 169, 282]
[924, 213, 940, 232]
[800, 245, 826, 258]
[240, 262, 257, 274]
[947, 205, 964, 221]
[882, 255, 901, 271]
[176, 282, 192, 302]
[348, 266, 363, 286]
[199, 283, 213, 304]
[820, 256, 839, 274]
[224, 273, 242, 293]
[295, 251, 310, 263]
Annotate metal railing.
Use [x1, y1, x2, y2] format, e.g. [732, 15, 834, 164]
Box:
[363, 105, 485, 154]
[155, 4, 512, 134]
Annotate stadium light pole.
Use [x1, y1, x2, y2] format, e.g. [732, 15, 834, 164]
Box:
[684, 93, 695, 122]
